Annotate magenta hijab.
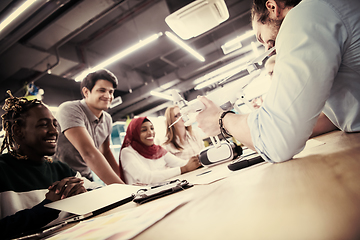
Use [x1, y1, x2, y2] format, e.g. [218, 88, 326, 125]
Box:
[120, 117, 167, 159]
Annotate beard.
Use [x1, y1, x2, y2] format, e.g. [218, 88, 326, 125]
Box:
[268, 17, 283, 35]
[266, 17, 284, 46]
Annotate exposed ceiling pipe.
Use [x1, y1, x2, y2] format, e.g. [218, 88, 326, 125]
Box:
[10, 0, 133, 96]
[2, 0, 130, 101]
[127, 9, 252, 83]
[0, 0, 71, 55]
[160, 56, 178, 68]
[64, 0, 160, 79]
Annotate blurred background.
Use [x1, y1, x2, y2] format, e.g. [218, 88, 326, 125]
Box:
[0, 0, 272, 160]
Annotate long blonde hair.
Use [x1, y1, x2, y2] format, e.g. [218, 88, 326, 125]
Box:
[164, 105, 192, 150]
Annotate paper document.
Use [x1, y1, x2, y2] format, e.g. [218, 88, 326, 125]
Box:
[45, 184, 142, 216]
[47, 196, 190, 240]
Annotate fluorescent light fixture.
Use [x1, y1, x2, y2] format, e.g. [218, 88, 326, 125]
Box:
[221, 41, 242, 55]
[159, 79, 180, 90]
[194, 75, 223, 90]
[0, 0, 38, 32]
[194, 65, 247, 90]
[110, 96, 122, 108]
[238, 30, 255, 41]
[194, 57, 249, 85]
[165, 31, 205, 62]
[221, 30, 255, 55]
[193, 43, 263, 89]
[150, 91, 174, 101]
[74, 32, 163, 82]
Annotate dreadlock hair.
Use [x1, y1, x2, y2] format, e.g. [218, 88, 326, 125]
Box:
[251, 0, 302, 24]
[1, 90, 43, 158]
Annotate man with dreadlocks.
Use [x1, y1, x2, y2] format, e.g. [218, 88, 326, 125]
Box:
[0, 91, 97, 239]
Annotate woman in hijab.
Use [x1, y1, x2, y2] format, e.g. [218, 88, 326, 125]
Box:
[119, 117, 201, 185]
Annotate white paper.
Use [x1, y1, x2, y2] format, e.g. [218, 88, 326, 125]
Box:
[45, 184, 142, 215]
[47, 196, 191, 240]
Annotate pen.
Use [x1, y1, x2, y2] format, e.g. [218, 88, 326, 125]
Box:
[196, 170, 212, 176]
[228, 156, 264, 171]
[168, 117, 181, 128]
[14, 213, 93, 240]
[14, 222, 67, 240]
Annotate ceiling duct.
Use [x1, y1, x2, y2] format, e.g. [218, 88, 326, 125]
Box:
[165, 0, 229, 40]
[25, 0, 119, 50]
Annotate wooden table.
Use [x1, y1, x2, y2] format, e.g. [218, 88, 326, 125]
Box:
[131, 130, 360, 240]
[47, 130, 360, 240]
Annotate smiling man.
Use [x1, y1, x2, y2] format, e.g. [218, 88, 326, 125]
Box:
[0, 93, 93, 238]
[55, 69, 124, 184]
[196, 0, 360, 163]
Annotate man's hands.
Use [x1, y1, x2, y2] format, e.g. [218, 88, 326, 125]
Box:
[196, 96, 223, 137]
[181, 155, 202, 174]
[46, 177, 87, 202]
[196, 95, 255, 151]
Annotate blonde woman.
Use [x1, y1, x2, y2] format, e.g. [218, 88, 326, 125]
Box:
[163, 105, 205, 160]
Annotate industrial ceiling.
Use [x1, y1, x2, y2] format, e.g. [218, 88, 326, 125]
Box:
[0, 0, 261, 122]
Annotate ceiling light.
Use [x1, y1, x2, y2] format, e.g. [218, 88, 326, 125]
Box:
[193, 57, 249, 85]
[160, 79, 181, 90]
[165, 31, 205, 62]
[74, 32, 163, 82]
[221, 41, 242, 55]
[150, 91, 173, 101]
[194, 75, 223, 90]
[221, 30, 255, 55]
[110, 96, 122, 108]
[0, 0, 38, 32]
[194, 66, 246, 90]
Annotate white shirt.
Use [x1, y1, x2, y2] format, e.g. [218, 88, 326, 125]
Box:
[163, 131, 205, 161]
[120, 146, 187, 185]
[248, 0, 360, 163]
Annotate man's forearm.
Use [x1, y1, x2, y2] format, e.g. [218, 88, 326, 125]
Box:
[82, 150, 123, 184]
[222, 113, 255, 150]
[102, 148, 120, 176]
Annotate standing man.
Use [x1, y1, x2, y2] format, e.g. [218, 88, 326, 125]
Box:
[55, 69, 124, 184]
[196, 0, 360, 163]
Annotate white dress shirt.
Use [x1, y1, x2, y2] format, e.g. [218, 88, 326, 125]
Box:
[248, 0, 360, 162]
